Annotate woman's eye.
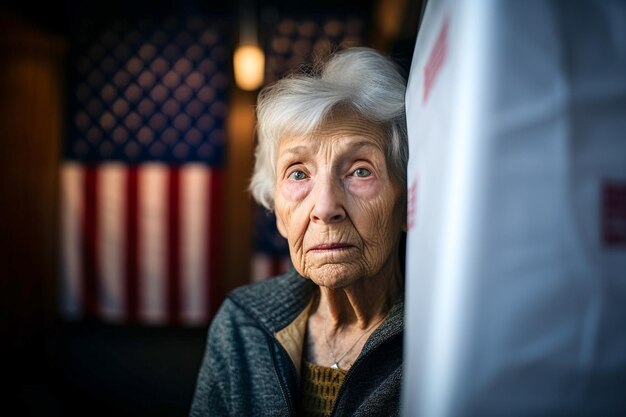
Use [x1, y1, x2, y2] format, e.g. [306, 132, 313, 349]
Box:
[288, 170, 308, 180]
[352, 168, 371, 178]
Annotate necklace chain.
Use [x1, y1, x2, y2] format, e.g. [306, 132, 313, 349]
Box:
[324, 315, 385, 370]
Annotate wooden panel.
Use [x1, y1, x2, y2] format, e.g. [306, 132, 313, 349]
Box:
[0, 15, 66, 354]
[223, 88, 256, 294]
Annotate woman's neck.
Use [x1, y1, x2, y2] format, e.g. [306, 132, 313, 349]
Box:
[317, 258, 402, 331]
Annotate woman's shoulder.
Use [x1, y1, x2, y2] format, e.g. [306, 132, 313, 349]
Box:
[222, 269, 316, 332]
[228, 268, 311, 303]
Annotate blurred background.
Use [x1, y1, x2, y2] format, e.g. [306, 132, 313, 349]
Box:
[0, 0, 421, 415]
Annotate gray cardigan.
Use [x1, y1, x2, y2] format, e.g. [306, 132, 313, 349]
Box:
[189, 269, 404, 416]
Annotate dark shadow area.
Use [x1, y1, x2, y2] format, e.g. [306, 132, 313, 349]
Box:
[11, 322, 207, 417]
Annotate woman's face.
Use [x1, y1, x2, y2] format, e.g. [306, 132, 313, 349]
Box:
[273, 114, 405, 289]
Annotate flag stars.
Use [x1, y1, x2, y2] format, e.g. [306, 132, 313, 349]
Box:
[197, 58, 215, 76]
[137, 127, 154, 145]
[112, 98, 130, 118]
[174, 113, 191, 132]
[138, 43, 157, 61]
[174, 58, 193, 76]
[174, 84, 193, 102]
[112, 70, 131, 89]
[323, 20, 343, 37]
[150, 84, 168, 104]
[149, 113, 167, 131]
[197, 86, 215, 103]
[185, 71, 204, 89]
[298, 20, 317, 37]
[124, 112, 142, 132]
[125, 83, 142, 103]
[126, 57, 143, 75]
[101, 83, 118, 103]
[99, 112, 116, 131]
[186, 45, 204, 62]
[112, 126, 129, 144]
[162, 70, 181, 89]
[67, 17, 228, 164]
[162, 98, 181, 117]
[137, 98, 156, 117]
[278, 19, 297, 35]
[138, 70, 157, 89]
[150, 57, 169, 76]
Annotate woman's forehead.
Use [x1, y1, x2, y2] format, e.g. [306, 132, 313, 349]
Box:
[278, 136, 381, 158]
[277, 118, 387, 157]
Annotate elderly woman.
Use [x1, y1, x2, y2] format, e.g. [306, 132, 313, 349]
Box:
[190, 47, 408, 417]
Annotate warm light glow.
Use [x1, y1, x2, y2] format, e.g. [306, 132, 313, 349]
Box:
[234, 44, 265, 91]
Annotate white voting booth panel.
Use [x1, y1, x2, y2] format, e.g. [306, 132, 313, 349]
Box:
[402, 1, 626, 416]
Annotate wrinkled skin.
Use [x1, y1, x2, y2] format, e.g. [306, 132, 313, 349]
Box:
[273, 114, 405, 291]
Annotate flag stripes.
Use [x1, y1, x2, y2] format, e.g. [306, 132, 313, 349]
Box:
[60, 162, 221, 325]
[99, 164, 125, 320]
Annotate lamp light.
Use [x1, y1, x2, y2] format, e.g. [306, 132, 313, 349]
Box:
[234, 0, 264, 91]
[234, 44, 265, 91]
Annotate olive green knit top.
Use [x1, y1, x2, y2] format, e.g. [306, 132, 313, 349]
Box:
[299, 361, 348, 417]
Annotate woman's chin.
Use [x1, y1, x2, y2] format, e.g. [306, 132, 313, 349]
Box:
[303, 263, 363, 290]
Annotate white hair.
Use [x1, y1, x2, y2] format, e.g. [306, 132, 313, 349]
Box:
[250, 47, 408, 210]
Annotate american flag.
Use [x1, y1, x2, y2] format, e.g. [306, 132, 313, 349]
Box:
[60, 16, 229, 326]
[251, 12, 367, 281]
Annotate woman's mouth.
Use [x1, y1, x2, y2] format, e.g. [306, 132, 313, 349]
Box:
[308, 243, 354, 252]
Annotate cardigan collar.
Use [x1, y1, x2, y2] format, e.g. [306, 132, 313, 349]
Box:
[229, 269, 404, 370]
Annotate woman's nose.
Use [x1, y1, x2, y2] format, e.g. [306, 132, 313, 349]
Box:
[310, 178, 346, 224]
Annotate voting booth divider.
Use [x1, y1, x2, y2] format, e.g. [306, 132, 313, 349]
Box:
[402, 1, 626, 416]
